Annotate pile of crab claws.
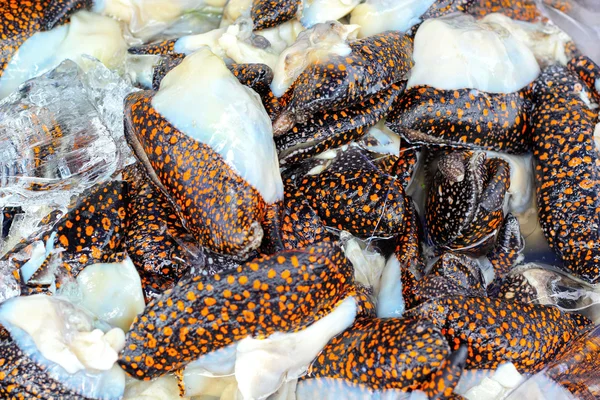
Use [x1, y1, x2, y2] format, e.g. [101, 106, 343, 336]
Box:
[426, 150, 510, 256]
[119, 241, 356, 379]
[386, 86, 533, 154]
[273, 31, 414, 135]
[124, 90, 268, 260]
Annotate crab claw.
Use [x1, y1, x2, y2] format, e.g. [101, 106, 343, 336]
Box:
[426, 150, 510, 255]
[296, 148, 405, 238]
[2, 180, 129, 290]
[124, 48, 283, 259]
[119, 242, 356, 379]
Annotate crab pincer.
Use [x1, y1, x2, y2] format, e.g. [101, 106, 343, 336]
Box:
[251, 0, 302, 31]
[386, 87, 532, 153]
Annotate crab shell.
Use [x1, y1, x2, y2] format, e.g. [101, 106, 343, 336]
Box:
[386, 86, 532, 153]
[273, 31, 414, 134]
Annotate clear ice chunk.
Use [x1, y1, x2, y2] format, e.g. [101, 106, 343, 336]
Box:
[0, 57, 136, 209]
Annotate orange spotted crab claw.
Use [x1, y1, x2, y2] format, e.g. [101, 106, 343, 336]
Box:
[124, 48, 283, 260]
[543, 324, 600, 399]
[426, 151, 510, 256]
[276, 83, 405, 166]
[0, 0, 92, 76]
[273, 31, 414, 135]
[406, 295, 592, 373]
[530, 64, 600, 284]
[302, 317, 467, 398]
[119, 242, 356, 379]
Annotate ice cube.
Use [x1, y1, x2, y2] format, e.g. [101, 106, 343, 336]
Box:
[0, 58, 136, 210]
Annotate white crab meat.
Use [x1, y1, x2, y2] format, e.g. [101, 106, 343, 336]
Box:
[0, 295, 126, 399]
[256, 20, 306, 54]
[75, 256, 145, 331]
[408, 13, 540, 93]
[220, 0, 253, 28]
[350, 0, 436, 38]
[0, 11, 127, 99]
[152, 47, 283, 203]
[271, 21, 359, 97]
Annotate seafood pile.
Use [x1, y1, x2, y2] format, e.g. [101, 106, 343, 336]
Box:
[1, 0, 600, 399]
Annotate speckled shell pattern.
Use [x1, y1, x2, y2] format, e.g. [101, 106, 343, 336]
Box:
[426, 151, 510, 255]
[530, 65, 600, 284]
[305, 317, 466, 397]
[0, 0, 92, 76]
[119, 242, 356, 379]
[407, 295, 587, 373]
[386, 86, 532, 153]
[468, 0, 571, 22]
[295, 149, 406, 238]
[2, 180, 129, 283]
[122, 164, 196, 302]
[251, 0, 301, 31]
[277, 83, 406, 166]
[124, 91, 267, 260]
[276, 32, 414, 129]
